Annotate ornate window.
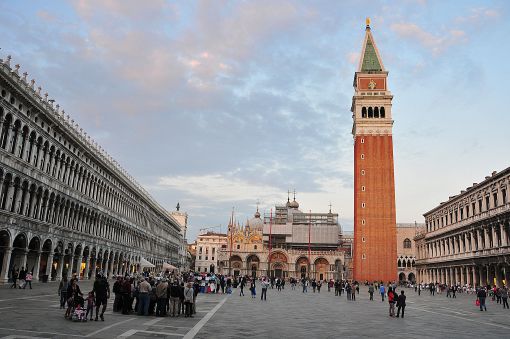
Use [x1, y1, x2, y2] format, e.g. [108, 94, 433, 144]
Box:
[403, 238, 411, 249]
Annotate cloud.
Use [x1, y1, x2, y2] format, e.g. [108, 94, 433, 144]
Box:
[155, 173, 283, 203]
[455, 7, 500, 24]
[390, 22, 467, 55]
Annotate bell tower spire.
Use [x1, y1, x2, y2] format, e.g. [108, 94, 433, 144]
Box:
[351, 19, 397, 283]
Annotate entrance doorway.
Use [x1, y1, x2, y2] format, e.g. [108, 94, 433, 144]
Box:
[300, 266, 307, 278]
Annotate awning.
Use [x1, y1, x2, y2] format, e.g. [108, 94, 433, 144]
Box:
[163, 262, 177, 271]
[140, 257, 155, 268]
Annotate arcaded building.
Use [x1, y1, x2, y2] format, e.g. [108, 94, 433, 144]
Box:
[396, 223, 424, 282]
[0, 56, 183, 283]
[415, 168, 510, 287]
[194, 232, 227, 274]
[351, 19, 397, 282]
[218, 197, 346, 280]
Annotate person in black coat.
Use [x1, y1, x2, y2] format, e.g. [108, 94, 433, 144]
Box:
[65, 279, 83, 318]
[396, 290, 406, 318]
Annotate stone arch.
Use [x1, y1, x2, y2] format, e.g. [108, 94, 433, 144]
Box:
[11, 232, 28, 271]
[408, 272, 416, 282]
[398, 272, 406, 282]
[295, 256, 310, 278]
[314, 257, 329, 281]
[246, 254, 260, 278]
[40, 238, 53, 281]
[26, 235, 41, 274]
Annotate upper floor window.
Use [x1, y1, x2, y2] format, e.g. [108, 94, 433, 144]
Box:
[493, 192, 498, 207]
[403, 238, 411, 249]
[503, 189, 507, 204]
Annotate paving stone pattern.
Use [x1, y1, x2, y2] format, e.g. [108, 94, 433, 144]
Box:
[1, 282, 510, 338]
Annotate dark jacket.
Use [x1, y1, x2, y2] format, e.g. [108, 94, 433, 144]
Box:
[477, 289, 487, 298]
[67, 284, 83, 299]
[397, 294, 406, 306]
[169, 284, 181, 298]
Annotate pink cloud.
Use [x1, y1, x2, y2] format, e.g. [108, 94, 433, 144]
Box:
[391, 22, 467, 56]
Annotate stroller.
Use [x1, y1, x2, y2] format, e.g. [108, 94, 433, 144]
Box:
[69, 295, 87, 322]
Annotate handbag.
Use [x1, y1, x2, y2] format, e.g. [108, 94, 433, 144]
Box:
[475, 299, 480, 306]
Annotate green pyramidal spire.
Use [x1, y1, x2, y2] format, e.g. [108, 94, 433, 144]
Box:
[361, 35, 382, 72]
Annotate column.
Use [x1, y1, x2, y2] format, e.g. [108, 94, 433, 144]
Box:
[0, 247, 12, 283]
[495, 265, 502, 287]
[5, 182, 15, 211]
[501, 223, 508, 247]
[473, 266, 478, 287]
[83, 254, 91, 280]
[460, 266, 465, 285]
[56, 255, 64, 281]
[466, 266, 471, 286]
[484, 228, 490, 249]
[91, 257, 97, 278]
[67, 254, 74, 279]
[487, 264, 493, 286]
[45, 252, 54, 279]
[32, 251, 42, 282]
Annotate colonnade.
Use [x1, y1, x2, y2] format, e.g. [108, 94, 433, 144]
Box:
[416, 262, 510, 287]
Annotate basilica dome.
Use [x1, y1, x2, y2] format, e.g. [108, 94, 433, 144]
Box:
[248, 209, 264, 230]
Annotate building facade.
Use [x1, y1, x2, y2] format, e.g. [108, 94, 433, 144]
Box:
[218, 197, 346, 280]
[351, 19, 397, 282]
[396, 223, 424, 283]
[170, 206, 189, 272]
[415, 168, 510, 287]
[0, 56, 183, 283]
[195, 232, 227, 274]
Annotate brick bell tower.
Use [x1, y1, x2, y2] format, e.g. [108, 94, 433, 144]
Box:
[352, 18, 397, 282]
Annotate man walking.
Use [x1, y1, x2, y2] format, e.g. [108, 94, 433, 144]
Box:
[501, 286, 509, 309]
[380, 283, 386, 302]
[477, 287, 487, 311]
[396, 290, 406, 318]
[368, 283, 374, 301]
[93, 273, 110, 321]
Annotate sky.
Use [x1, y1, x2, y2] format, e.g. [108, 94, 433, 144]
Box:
[1, 0, 509, 242]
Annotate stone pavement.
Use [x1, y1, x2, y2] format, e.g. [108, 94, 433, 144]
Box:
[1, 282, 510, 338]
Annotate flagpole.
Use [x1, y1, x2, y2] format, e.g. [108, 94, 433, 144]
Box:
[268, 208, 273, 277]
[308, 210, 311, 266]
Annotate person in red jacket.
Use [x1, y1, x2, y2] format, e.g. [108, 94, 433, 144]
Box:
[388, 287, 396, 317]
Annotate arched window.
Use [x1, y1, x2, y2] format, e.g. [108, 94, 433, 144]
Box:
[374, 107, 379, 118]
[361, 107, 367, 118]
[403, 238, 412, 249]
[380, 107, 385, 118]
[368, 107, 373, 118]
[397, 259, 402, 267]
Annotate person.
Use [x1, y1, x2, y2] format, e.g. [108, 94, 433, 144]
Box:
[312, 279, 317, 293]
[155, 278, 168, 317]
[193, 279, 200, 315]
[501, 286, 509, 309]
[93, 273, 110, 321]
[446, 285, 451, 298]
[388, 287, 396, 317]
[24, 271, 33, 289]
[10, 267, 18, 289]
[168, 280, 180, 317]
[396, 290, 406, 318]
[477, 287, 487, 311]
[239, 276, 245, 296]
[261, 278, 269, 301]
[250, 280, 256, 298]
[65, 278, 83, 319]
[380, 283, 386, 302]
[86, 291, 95, 321]
[112, 276, 123, 312]
[452, 285, 457, 298]
[368, 283, 374, 301]
[137, 278, 151, 315]
[418, 283, 421, 296]
[351, 283, 356, 301]
[317, 280, 322, 293]
[184, 282, 194, 318]
[346, 283, 352, 300]
[58, 276, 70, 309]
[18, 267, 26, 289]
[121, 277, 132, 315]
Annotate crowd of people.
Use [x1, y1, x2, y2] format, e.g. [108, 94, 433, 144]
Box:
[8, 266, 33, 289]
[8, 268, 506, 323]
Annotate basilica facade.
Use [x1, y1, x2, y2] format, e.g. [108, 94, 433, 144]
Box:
[218, 197, 346, 281]
[0, 56, 184, 283]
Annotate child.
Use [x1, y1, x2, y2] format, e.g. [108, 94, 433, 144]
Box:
[86, 291, 95, 321]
